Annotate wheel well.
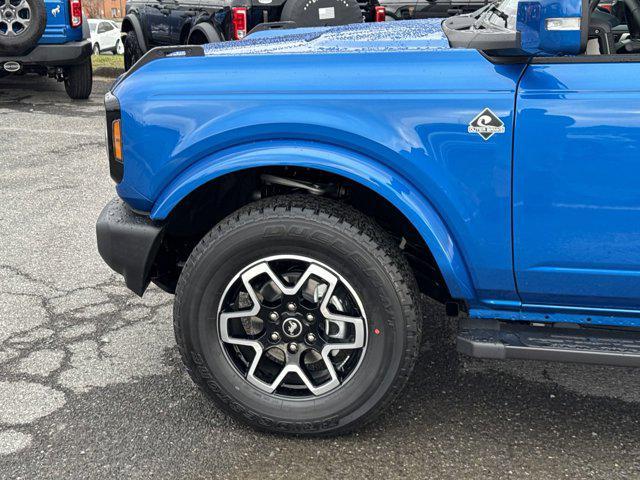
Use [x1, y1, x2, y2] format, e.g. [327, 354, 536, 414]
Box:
[186, 28, 207, 44]
[121, 18, 133, 33]
[153, 166, 452, 304]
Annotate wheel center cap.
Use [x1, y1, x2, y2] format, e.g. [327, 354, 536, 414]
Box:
[281, 318, 303, 338]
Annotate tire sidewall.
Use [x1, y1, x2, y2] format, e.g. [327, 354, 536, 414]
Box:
[177, 214, 410, 433]
[0, 0, 46, 54]
[123, 31, 142, 71]
[64, 59, 92, 99]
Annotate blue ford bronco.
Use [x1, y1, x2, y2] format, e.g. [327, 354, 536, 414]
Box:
[97, 0, 640, 434]
[0, 0, 92, 99]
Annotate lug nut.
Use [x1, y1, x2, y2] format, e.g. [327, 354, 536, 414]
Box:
[306, 313, 315, 323]
[288, 342, 298, 354]
[268, 312, 279, 322]
[287, 302, 297, 312]
[306, 333, 316, 343]
[270, 332, 280, 342]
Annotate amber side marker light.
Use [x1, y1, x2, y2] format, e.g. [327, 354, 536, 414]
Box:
[112, 119, 122, 161]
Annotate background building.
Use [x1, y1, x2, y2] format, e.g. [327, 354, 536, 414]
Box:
[83, 0, 125, 19]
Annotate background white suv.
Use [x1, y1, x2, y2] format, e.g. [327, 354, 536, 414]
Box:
[89, 20, 123, 55]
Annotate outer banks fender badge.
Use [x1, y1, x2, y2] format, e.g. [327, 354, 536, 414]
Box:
[468, 108, 505, 140]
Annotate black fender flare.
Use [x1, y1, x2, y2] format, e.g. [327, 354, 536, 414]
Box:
[187, 22, 223, 43]
[121, 13, 148, 53]
[96, 198, 165, 297]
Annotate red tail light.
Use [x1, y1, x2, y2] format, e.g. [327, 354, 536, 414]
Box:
[232, 7, 247, 40]
[69, 0, 82, 27]
[374, 6, 386, 22]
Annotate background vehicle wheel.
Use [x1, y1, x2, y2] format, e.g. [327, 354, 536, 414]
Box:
[186, 24, 222, 44]
[92, 43, 100, 55]
[174, 195, 422, 435]
[115, 39, 124, 54]
[64, 59, 92, 100]
[123, 30, 143, 71]
[280, 0, 363, 27]
[0, 0, 46, 55]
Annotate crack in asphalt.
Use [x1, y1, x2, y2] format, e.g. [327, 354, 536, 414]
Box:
[40, 141, 107, 159]
[0, 260, 174, 456]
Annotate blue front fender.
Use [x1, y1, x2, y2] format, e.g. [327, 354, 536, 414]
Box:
[150, 140, 476, 302]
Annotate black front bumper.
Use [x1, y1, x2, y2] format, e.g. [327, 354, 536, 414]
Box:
[0, 40, 92, 67]
[96, 197, 165, 296]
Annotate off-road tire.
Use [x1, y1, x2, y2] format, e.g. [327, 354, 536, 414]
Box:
[123, 30, 143, 71]
[173, 194, 422, 435]
[0, 0, 46, 55]
[64, 59, 92, 100]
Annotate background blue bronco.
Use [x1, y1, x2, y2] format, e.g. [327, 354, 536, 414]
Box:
[0, 0, 92, 99]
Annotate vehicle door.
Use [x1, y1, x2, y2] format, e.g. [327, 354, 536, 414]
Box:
[165, 0, 199, 43]
[97, 21, 116, 50]
[145, 0, 173, 45]
[412, 0, 453, 19]
[43, 0, 72, 40]
[108, 21, 122, 50]
[513, 58, 640, 311]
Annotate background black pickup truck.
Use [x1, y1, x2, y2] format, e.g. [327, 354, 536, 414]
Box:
[121, 0, 385, 69]
[382, 0, 490, 21]
[120, 0, 491, 70]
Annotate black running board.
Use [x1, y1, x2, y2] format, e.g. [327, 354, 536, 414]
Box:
[457, 319, 640, 367]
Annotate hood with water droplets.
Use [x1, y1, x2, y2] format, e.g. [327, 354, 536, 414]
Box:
[203, 19, 451, 57]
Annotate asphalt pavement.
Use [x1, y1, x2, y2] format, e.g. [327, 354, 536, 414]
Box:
[0, 74, 639, 479]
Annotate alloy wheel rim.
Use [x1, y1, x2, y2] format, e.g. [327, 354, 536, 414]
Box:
[217, 255, 368, 398]
[0, 0, 31, 37]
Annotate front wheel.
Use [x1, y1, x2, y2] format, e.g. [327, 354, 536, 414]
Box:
[92, 43, 100, 55]
[174, 195, 422, 435]
[64, 59, 92, 100]
[115, 39, 124, 55]
[123, 30, 143, 71]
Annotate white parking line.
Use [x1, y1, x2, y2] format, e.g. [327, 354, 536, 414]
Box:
[0, 127, 103, 138]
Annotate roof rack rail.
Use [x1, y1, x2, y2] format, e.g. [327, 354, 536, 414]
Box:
[111, 45, 205, 89]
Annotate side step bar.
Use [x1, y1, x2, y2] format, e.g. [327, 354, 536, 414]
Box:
[457, 319, 640, 367]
